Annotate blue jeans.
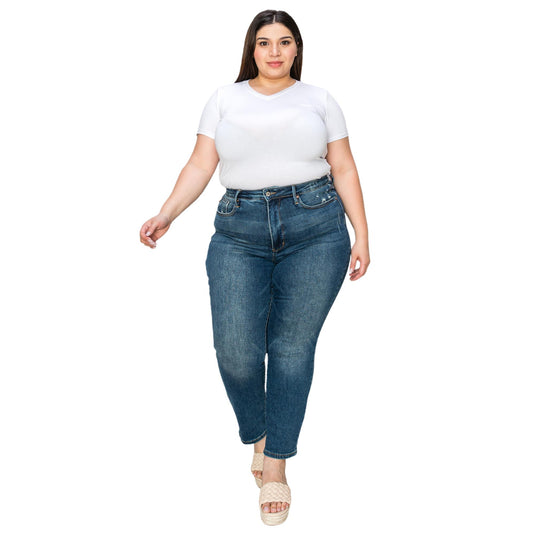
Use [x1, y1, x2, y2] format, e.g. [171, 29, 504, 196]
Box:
[205, 173, 351, 459]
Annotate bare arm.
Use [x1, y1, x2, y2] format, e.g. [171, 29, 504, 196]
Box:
[160, 133, 220, 222]
[139, 134, 219, 248]
[326, 136, 370, 280]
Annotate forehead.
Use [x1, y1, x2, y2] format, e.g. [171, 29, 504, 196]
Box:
[256, 22, 293, 39]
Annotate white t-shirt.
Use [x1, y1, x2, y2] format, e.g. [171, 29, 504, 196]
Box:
[196, 79, 348, 189]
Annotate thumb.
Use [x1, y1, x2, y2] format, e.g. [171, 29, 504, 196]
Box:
[349, 252, 357, 272]
[145, 220, 157, 237]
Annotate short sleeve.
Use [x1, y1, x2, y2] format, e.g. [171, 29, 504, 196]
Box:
[197, 88, 220, 139]
[325, 90, 348, 143]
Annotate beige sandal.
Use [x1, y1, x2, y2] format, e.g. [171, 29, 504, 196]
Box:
[251, 452, 264, 488]
[259, 481, 291, 526]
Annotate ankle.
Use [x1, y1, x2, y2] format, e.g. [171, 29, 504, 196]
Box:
[262, 458, 286, 477]
[263, 457, 285, 467]
[253, 437, 266, 454]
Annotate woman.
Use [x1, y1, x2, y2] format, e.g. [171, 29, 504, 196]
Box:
[139, 9, 369, 525]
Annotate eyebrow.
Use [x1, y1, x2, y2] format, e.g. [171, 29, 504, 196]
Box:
[256, 36, 293, 40]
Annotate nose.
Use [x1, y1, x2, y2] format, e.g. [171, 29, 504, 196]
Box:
[270, 44, 281, 56]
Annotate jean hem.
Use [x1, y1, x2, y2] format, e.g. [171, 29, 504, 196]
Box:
[263, 448, 297, 460]
[241, 430, 267, 445]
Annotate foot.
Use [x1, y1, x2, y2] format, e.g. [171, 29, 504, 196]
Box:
[260, 456, 289, 514]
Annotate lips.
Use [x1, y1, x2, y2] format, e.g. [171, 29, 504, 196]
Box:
[267, 62, 282, 67]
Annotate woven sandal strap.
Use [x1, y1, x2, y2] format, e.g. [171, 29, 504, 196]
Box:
[259, 481, 291, 505]
[251, 452, 264, 471]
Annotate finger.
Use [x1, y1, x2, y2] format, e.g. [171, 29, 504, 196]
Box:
[350, 262, 367, 281]
[140, 221, 153, 237]
[145, 230, 157, 247]
[140, 222, 150, 238]
[145, 221, 156, 237]
[349, 254, 357, 273]
[140, 234, 156, 248]
[349, 254, 359, 274]
[145, 222, 159, 245]
[350, 271, 360, 281]
[350, 259, 361, 279]
[140, 229, 149, 245]
[140, 222, 157, 247]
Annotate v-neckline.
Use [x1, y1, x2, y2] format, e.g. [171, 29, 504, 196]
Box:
[246, 79, 299, 100]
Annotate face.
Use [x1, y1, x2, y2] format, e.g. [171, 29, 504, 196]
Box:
[253, 23, 298, 80]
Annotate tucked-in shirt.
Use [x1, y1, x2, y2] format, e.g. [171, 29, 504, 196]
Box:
[196, 79, 348, 189]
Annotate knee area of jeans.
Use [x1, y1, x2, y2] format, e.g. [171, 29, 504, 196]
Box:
[214, 337, 265, 358]
[266, 355, 315, 379]
[216, 355, 263, 381]
[267, 336, 316, 355]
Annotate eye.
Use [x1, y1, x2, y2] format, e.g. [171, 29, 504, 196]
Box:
[259, 41, 268, 46]
[281, 40, 291, 45]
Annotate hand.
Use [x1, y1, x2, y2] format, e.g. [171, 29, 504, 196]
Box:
[139, 214, 171, 248]
[348, 239, 370, 281]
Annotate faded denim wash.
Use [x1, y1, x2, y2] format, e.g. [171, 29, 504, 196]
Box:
[205, 173, 351, 459]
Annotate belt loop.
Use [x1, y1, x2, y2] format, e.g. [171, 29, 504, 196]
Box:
[234, 189, 241, 206]
[291, 184, 299, 205]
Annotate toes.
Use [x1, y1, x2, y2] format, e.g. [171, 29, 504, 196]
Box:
[262, 502, 276, 513]
[262, 501, 288, 513]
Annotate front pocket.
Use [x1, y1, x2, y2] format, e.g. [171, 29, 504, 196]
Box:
[216, 195, 239, 217]
[297, 184, 338, 209]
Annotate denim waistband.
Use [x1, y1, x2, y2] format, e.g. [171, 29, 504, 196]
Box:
[225, 173, 333, 201]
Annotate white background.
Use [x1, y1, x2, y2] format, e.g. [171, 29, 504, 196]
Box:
[1, 0, 534, 533]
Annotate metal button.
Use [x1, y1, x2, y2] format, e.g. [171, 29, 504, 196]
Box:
[266, 191, 272, 196]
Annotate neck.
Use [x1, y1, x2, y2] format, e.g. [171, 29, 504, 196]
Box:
[252, 74, 295, 88]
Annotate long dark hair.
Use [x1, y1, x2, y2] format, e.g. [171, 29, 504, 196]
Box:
[235, 10, 303, 83]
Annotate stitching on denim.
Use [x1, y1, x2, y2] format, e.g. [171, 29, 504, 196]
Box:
[231, 176, 329, 200]
[336, 196, 346, 233]
[234, 188, 241, 207]
[295, 176, 330, 195]
[263, 448, 297, 459]
[266, 199, 275, 251]
[264, 270, 274, 355]
[291, 184, 298, 205]
[216, 196, 239, 217]
[299, 181, 328, 194]
[324, 240, 351, 314]
[242, 429, 267, 444]
[238, 193, 290, 200]
[297, 195, 337, 210]
[272, 198, 286, 252]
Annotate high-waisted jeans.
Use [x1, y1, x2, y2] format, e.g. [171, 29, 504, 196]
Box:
[205, 173, 351, 459]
